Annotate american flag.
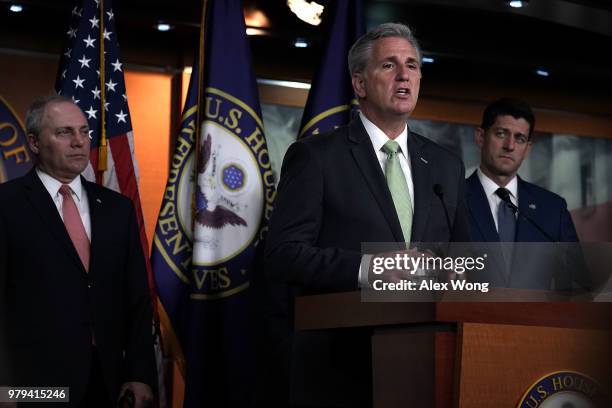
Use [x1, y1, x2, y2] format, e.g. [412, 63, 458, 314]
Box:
[55, 0, 165, 404]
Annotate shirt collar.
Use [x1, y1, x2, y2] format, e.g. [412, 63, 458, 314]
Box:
[477, 168, 518, 200]
[360, 112, 409, 157]
[36, 167, 84, 202]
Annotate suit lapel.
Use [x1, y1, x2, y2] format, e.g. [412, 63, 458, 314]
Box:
[23, 170, 86, 274]
[406, 131, 432, 243]
[466, 171, 499, 242]
[83, 178, 102, 276]
[515, 177, 537, 241]
[465, 171, 511, 285]
[348, 119, 405, 242]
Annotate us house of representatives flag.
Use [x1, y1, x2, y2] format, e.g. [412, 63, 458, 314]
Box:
[151, 0, 276, 406]
[150, 58, 199, 404]
[55, 0, 165, 404]
[299, 0, 365, 138]
[0, 96, 31, 183]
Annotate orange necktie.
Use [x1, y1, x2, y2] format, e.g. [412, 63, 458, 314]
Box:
[59, 184, 90, 271]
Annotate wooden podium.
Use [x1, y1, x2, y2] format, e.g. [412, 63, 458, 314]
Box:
[294, 290, 612, 408]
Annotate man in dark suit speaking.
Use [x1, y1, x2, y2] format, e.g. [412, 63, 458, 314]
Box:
[266, 22, 470, 294]
[466, 97, 581, 289]
[265, 23, 470, 407]
[0, 95, 156, 407]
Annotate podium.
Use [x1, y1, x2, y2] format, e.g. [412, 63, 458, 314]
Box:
[294, 290, 612, 408]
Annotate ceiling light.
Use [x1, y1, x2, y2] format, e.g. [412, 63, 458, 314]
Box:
[287, 0, 324, 26]
[536, 69, 549, 77]
[294, 38, 309, 48]
[258, 78, 311, 90]
[246, 27, 267, 36]
[156, 23, 171, 32]
[9, 4, 23, 13]
[422, 57, 435, 64]
[244, 9, 270, 29]
[507, 0, 528, 8]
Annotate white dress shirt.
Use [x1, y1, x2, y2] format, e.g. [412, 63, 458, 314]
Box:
[477, 168, 518, 232]
[358, 113, 415, 287]
[360, 113, 415, 207]
[36, 168, 92, 240]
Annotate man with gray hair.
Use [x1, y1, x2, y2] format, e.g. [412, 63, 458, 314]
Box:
[0, 95, 156, 407]
[265, 23, 470, 406]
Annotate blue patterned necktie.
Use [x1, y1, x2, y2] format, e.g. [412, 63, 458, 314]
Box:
[495, 187, 516, 242]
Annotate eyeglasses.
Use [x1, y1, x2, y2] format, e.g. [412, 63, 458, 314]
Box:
[491, 128, 530, 145]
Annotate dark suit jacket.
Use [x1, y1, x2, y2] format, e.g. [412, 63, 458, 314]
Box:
[465, 170, 582, 290]
[265, 118, 471, 294]
[466, 170, 578, 243]
[263, 118, 470, 406]
[0, 170, 156, 405]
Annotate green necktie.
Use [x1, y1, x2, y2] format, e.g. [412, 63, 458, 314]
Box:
[382, 140, 413, 244]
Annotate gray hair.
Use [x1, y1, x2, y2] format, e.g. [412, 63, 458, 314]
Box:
[348, 22, 422, 76]
[25, 94, 75, 137]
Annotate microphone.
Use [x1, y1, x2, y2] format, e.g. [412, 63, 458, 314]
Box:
[433, 184, 452, 236]
[495, 188, 556, 242]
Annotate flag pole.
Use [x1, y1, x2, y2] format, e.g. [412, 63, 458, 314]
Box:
[192, 0, 207, 228]
[98, 0, 107, 173]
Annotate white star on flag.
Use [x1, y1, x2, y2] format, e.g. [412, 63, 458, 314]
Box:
[111, 59, 122, 72]
[85, 106, 97, 119]
[91, 87, 101, 99]
[73, 75, 85, 89]
[106, 10, 114, 20]
[83, 35, 96, 48]
[89, 16, 99, 28]
[115, 110, 128, 123]
[106, 79, 117, 92]
[64, 48, 72, 58]
[103, 29, 112, 41]
[78, 55, 91, 68]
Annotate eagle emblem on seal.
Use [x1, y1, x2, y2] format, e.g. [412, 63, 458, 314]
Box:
[195, 133, 248, 229]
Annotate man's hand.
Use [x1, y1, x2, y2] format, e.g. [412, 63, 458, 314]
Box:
[369, 247, 437, 284]
[118, 382, 153, 408]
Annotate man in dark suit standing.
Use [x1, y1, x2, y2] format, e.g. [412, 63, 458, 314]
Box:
[265, 23, 470, 407]
[0, 95, 156, 407]
[466, 97, 581, 289]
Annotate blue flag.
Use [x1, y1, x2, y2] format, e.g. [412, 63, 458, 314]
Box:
[0, 96, 31, 183]
[150, 61, 199, 384]
[299, 0, 365, 138]
[152, 0, 275, 406]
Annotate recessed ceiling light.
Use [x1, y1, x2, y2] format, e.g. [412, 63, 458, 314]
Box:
[294, 38, 308, 48]
[508, 0, 528, 8]
[536, 69, 549, 77]
[156, 23, 171, 32]
[246, 27, 267, 36]
[422, 57, 435, 64]
[9, 4, 23, 13]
